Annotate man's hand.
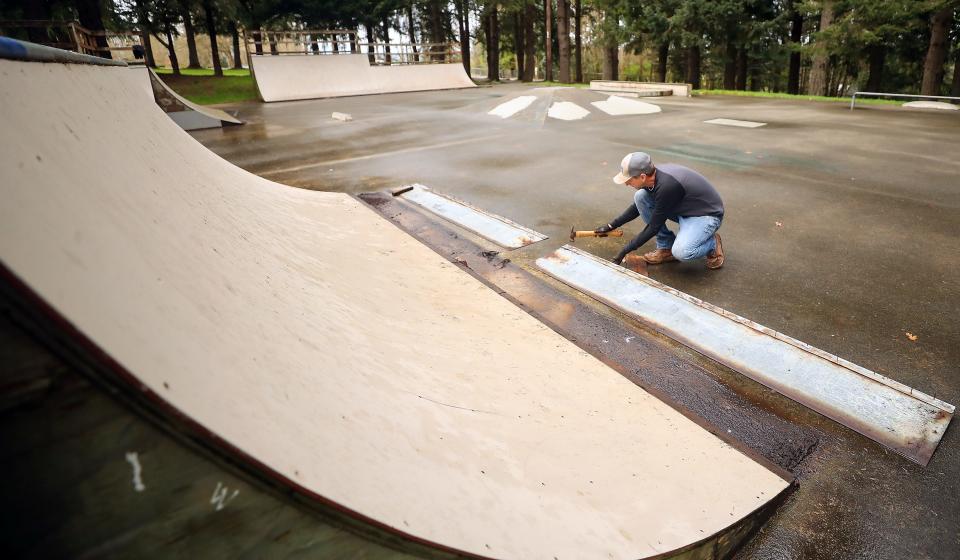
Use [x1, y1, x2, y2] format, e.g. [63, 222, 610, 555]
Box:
[594, 223, 614, 234]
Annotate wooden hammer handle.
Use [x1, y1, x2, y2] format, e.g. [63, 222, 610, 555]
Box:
[575, 230, 624, 238]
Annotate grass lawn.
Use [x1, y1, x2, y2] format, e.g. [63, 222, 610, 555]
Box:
[153, 67, 258, 105]
[509, 82, 899, 106]
[530, 80, 591, 88]
[694, 89, 901, 106]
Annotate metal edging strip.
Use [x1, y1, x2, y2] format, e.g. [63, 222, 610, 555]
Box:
[398, 184, 548, 249]
[536, 244, 954, 465]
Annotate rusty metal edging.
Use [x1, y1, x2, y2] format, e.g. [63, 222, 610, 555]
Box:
[397, 184, 548, 249]
[536, 245, 954, 465]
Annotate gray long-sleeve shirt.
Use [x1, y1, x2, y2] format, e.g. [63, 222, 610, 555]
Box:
[610, 164, 724, 257]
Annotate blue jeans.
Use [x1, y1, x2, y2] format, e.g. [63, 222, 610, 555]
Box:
[634, 189, 722, 261]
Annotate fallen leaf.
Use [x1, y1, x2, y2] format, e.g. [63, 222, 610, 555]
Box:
[905, 332, 918, 341]
[775, 221, 783, 227]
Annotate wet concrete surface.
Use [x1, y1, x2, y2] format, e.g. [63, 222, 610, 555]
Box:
[193, 84, 960, 559]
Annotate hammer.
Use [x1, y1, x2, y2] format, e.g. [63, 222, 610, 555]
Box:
[570, 226, 624, 242]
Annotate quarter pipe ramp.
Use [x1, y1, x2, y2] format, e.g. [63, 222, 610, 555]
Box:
[145, 67, 243, 130]
[0, 46, 789, 559]
[250, 53, 475, 102]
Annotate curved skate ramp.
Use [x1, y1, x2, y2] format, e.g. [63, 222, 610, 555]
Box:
[0, 52, 790, 558]
[146, 67, 243, 130]
[250, 54, 475, 102]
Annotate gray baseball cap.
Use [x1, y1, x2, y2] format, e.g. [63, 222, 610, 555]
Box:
[612, 152, 654, 184]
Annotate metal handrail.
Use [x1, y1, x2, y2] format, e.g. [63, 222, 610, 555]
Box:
[850, 91, 960, 110]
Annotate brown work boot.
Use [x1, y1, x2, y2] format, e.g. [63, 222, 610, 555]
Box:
[642, 248, 677, 264]
[706, 234, 724, 269]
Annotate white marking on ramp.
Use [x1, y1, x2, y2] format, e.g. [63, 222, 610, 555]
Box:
[591, 95, 662, 115]
[488, 95, 537, 118]
[125, 452, 146, 492]
[210, 482, 239, 511]
[704, 118, 766, 128]
[547, 101, 590, 121]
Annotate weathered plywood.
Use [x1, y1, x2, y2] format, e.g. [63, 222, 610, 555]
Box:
[0, 59, 789, 559]
[145, 67, 243, 130]
[250, 54, 475, 102]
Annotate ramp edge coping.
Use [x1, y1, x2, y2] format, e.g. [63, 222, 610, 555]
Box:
[543, 244, 954, 415]
[398, 183, 548, 249]
[0, 37, 127, 66]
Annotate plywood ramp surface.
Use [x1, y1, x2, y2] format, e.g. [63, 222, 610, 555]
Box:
[145, 67, 243, 130]
[251, 53, 475, 102]
[0, 59, 788, 559]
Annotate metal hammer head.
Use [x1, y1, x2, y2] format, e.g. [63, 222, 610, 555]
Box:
[569, 226, 577, 242]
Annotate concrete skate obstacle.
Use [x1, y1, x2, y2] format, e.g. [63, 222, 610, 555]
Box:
[591, 80, 689, 97]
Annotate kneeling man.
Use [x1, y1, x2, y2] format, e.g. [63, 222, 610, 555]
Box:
[597, 152, 725, 269]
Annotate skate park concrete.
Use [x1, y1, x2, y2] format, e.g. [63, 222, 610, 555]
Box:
[193, 82, 960, 560]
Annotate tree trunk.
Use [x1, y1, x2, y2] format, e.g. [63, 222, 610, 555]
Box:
[865, 45, 885, 92]
[657, 41, 668, 82]
[134, 0, 156, 67]
[181, 4, 202, 68]
[685, 44, 700, 89]
[407, 1, 418, 64]
[557, 0, 570, 82]
[456, 0, 470, 75]
[574, 0, 582, 82]
[952, 49, 960, 96]
[140, 29, 156, 67]
[164, 24, 180, 74]
[364, 23, 376, 64]
[787, 6, 802, 94]
[722, 40, 736, 89]
[921, 6, 952, 96]
[602, 45, 618, 80]
[24, 1, 52, 44]
[515, 12, 525, 80]
[749, 64, 762, 91]
[735, 47, 747, 90]
[251, 28, 264, 55]
[382, 19, 392, 64]
[486, 8, 500, 81]
[523, 2, 536, 81]
[76, 0, 111, 58]
[428, 0, 445, 62]
[545, 0, 553, 81]
[808, 1, 834, 96]
[201, 0, 222, 76]
[229, 22, 242, 69]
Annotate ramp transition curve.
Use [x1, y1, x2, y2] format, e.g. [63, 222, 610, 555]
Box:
[0, 49, 789, 559]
